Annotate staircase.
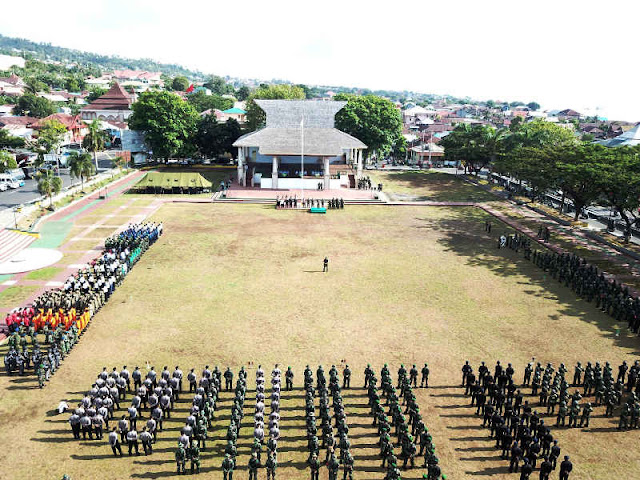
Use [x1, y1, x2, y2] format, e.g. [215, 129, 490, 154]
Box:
[0, 229, 40, 264]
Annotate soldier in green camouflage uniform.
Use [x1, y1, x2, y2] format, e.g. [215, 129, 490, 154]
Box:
[175, 443, 186, 474]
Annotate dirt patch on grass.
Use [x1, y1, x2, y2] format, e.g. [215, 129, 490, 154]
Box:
[0, 285, 39, 309]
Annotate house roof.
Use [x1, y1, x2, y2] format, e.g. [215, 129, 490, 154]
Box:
[82, 82, 133, 111]
[234, 128, 366, 156]
[0, 74, 24, 86]
[256, 100, 346, 128]
[0, 116, 37, 127]
[112, 70, 161, 81]
[222, 107, 246, 114]
[33, 114, 86, 130]
[558, 109, 581, 116]
[233, 100, 366, 155]
[599, 124, 640, 147]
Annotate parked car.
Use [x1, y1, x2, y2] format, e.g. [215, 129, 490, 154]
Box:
[0, 174, 25, 188]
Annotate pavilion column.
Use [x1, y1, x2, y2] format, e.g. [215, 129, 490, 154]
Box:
[242, 148, 248, 186]
[237, 148, 245, 185]
[323, 157, 331, 190]
[357, 149, 363, 177]
[272, 156, 279, 189]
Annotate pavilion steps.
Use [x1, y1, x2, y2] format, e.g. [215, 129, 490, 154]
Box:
[212, 197, 385, 205]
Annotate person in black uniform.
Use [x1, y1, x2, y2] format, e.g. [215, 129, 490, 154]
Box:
[509, 441, 522, 473]
[559, 456, 573, 480]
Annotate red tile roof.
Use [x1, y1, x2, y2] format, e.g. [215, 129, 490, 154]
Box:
[0, 116, 37, 127]
[0, 73, 23, 86]
[82, 82, 132, 111]
[32, 113, 86, 130]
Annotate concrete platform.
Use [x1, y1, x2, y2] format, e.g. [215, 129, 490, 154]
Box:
[0, 248, 64, 275]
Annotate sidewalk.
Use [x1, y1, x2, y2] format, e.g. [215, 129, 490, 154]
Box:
[0, 171, 152, 336]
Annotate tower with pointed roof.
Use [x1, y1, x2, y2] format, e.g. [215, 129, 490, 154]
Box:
[81, 82, 134, 123]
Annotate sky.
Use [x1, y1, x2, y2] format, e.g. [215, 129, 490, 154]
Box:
[2, 0, 639, 121]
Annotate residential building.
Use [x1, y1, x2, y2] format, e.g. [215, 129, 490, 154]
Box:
[0, 74, 26, 97]
[0, 116, 37, 139]
[32, 113, 87, 144]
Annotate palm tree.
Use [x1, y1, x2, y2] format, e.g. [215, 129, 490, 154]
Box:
[37, 169, 63, 209]
[68, 151, 95, 192]
[114, 155, 127, 172]
[82, 119, 107, 173]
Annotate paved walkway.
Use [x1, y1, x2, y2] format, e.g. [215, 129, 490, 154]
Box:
[0, 171, 153, 330]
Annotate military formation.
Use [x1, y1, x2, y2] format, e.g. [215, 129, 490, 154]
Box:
[365, 363, 441, 480]
[302, 364, 354, 480]
[461, 358, 639, 479]
[494, 224, 640, 335]
[531, 250, 640, 334]
[275, 196, 345, 210]
[2, 223, 162, 385]
[4, 322, 80, 388]
[176, 364, 224, 474]
[59, 363, 442, 479]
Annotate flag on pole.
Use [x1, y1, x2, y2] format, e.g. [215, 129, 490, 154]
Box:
[186, 84, 195, 93]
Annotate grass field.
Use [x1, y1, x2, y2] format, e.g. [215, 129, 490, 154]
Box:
[23, 267, 63, 282]
[2, 195, 640, 480]
[367, 171, 496, 203]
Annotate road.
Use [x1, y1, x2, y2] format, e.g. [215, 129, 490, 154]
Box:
[0, 153, 115, 209]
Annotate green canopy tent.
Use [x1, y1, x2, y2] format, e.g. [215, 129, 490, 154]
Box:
[134, 171, 213, 194]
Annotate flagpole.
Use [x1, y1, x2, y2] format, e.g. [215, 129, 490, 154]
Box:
[300, 115, 304, 201]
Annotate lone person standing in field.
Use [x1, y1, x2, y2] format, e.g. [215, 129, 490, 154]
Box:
[323, 257, 329, 273]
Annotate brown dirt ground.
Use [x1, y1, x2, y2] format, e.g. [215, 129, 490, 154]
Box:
[0, 202, 639, 480]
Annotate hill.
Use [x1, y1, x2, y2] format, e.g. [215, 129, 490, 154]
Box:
[0, 34, 203, 79]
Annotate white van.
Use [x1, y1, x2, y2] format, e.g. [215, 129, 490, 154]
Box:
[0, 173, 25, 188]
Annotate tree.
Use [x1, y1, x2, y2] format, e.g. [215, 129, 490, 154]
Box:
[114, 155, 127, 171]
[82, 119, 107, 172]
[440, 124, 506, 174]
[245, 84, 306, 131]
[486, 100, 496, 109]
[67, 151, 95, 192]
[0, 129, 25, 149]
[194, 117, 242, 159]
[65, 76, 83, 92]
[235, 85, 251, 101]
[527, 102, 541, 111]
[86, 87, 107, 103]
[34, 119, 66, 167]
[509, 116, 523, 132]
[128, 91, 200, 160]
[203, 75, 234, 96]
[187, 90, 234, 113]
[37, 168, 63, 208]
[598, 146, 640, 242]
[171, 76, 190, 92]
[555, 144, 605, 220]
[13, 93, 56, 118]
[0, 150, 18, 173]
[24, 77, 48, 94]
[334, 93, 404, 159]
